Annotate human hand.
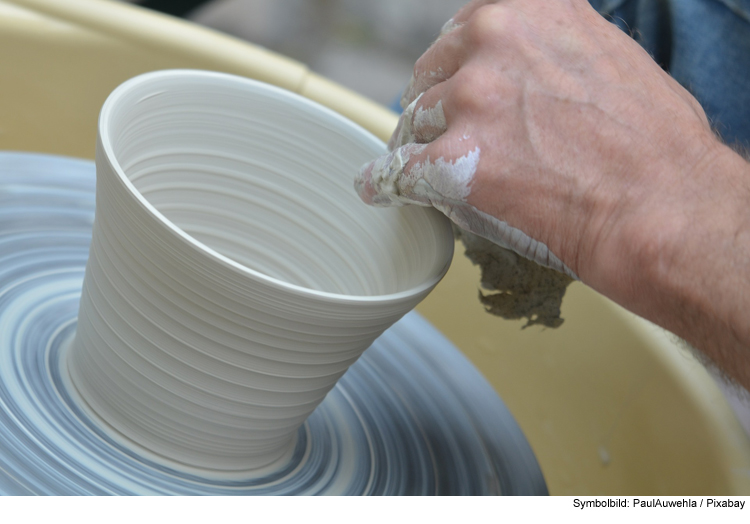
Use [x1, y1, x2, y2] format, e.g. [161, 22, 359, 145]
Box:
[355, 0, 720, 299]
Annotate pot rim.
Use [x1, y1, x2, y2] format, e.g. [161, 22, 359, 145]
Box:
[98, 69, 454, 306]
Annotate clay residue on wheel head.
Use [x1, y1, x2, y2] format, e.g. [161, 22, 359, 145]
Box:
[454, 227, 573, 328]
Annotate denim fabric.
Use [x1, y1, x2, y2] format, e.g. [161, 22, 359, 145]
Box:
[590, 0, 750, 148]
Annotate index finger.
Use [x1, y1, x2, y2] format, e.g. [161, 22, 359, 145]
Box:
[400, 0, 500, 108]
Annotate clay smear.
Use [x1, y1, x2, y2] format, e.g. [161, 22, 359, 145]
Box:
[406, 147, 479, 203]
[439, 18, 461, 37]
[390, 95, 447, 149]
[413, 100, 448, 143]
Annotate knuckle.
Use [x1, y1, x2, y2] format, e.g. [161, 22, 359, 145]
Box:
[410, 57, 435, 96]
[412, 55, 426, 79]
[448, 73, 486, 115]
[413, 51, 445, 83]
[464, 3, 516, 49]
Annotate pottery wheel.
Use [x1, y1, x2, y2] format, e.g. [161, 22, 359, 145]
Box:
[0, 152, 546, 495]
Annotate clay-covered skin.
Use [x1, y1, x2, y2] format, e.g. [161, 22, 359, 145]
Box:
[357, 92, 576, 278]
[357, 0, 750, 390]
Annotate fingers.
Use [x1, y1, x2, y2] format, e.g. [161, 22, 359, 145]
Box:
[388, 94, 421, 151]
[400, 28, 464, 109]
[388, 84, 450, 151]
[400, 0, 499, 109]
[355, 138, 579, 278]
[355, 142, 429, 207]
[450, 0, 497, 26]
[356, 134, 479, 208]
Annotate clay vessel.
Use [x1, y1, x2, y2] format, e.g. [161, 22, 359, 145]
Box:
[66, 70, 453, 475]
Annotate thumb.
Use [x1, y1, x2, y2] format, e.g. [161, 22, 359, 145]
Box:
[355, 139, 480, 208]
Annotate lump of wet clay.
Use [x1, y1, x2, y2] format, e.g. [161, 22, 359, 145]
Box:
[454, 227, 573, 328]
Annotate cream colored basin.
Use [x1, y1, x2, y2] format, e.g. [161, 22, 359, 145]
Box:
[1, 0, 748, 495]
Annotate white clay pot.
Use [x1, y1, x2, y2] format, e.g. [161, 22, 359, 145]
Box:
[65, 70, 453, 476]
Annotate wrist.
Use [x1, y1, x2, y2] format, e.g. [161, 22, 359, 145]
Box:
[582, 128, 737, 303]
[576, 125, 721, 301]
[592, 136, 750, 383]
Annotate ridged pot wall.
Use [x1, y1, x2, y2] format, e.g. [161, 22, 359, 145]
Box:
[66, 70, 453, 475]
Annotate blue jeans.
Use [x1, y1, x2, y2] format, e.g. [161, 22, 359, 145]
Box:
[590, 0, 750, 149]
